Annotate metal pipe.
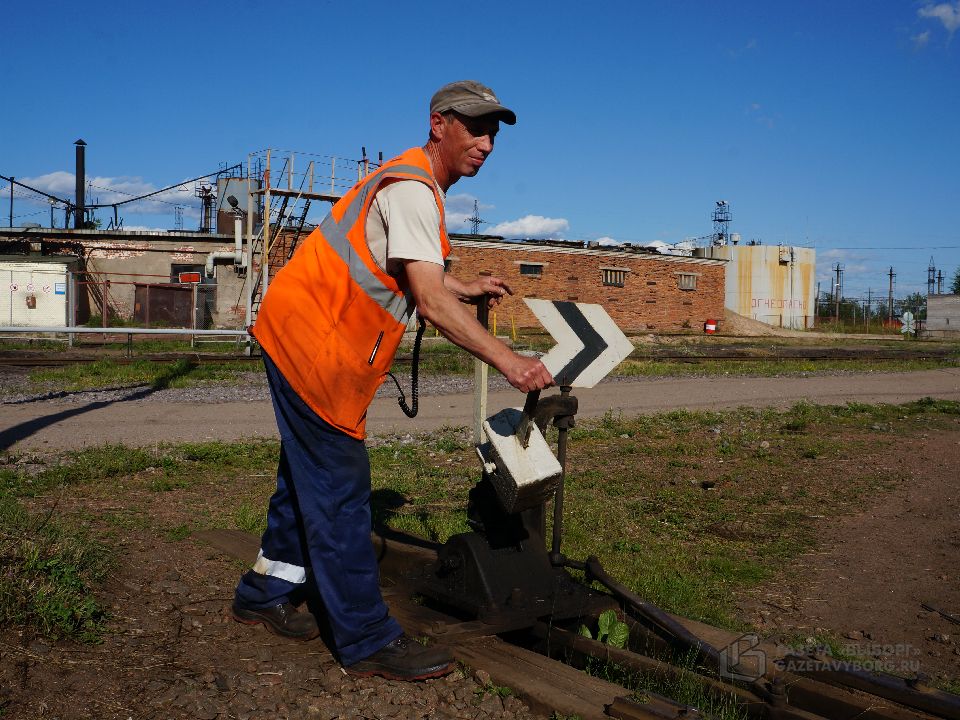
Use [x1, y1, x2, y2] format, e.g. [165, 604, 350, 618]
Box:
[782, 653, 960, 719]
[0, 326, 249, 337]
[529, 623, 781, 720]
[584, 556, 724, 671]
[74, 140, 86, 229]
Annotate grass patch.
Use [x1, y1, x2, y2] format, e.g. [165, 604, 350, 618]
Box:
[29, 358, 263, 391]
[358, 399, 959, 630]
[616, 356, 959, 378]
[585, 652, 748, 720]
[0, 494, 110, 641]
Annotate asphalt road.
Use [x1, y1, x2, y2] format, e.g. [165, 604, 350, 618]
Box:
[2, 368, 959, 454]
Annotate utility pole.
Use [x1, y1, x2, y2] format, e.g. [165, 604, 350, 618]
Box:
[927, 257, 936, 296]
[887, 266, 896, 323]
[467, 200, 485, 235]
[8, 176, 12, 227]
[834, 263, 843, 322]
[937, 270, 944, 294]
[867, 288, 872, 330]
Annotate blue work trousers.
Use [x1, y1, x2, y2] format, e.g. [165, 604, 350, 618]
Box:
[234, 352, 401, 665]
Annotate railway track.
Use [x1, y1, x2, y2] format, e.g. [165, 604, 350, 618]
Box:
[198, 528, 960, 720]
[0, 350, 954, 369]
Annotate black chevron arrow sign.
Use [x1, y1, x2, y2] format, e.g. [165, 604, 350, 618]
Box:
[524, 299, 634, 388]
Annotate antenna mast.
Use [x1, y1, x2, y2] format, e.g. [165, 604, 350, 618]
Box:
[467, 199, 485, 235]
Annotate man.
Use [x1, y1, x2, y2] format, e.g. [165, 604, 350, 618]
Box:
[231, 80, 554, 681]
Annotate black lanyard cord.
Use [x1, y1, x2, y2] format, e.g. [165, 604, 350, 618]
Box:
[386, 316, 426, 418]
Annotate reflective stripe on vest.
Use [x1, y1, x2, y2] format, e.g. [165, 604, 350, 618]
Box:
[318, 162, 434, 324]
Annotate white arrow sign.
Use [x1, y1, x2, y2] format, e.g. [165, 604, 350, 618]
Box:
[524, 299, 634, 388]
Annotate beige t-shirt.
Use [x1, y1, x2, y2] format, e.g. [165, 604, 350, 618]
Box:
[365, 179, 445, 278]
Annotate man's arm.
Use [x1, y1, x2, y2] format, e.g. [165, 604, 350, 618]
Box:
[404, 260, 553, 393]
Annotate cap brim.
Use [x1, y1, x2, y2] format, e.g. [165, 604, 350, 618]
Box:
[452, 102, 517, 125]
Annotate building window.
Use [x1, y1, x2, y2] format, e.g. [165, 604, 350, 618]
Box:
[676, 273, 698, 291]
[519, 263, 543, 277]
[602, 268, 627, 287]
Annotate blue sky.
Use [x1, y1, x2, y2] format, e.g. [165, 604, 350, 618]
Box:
[2, 1, 958, 298]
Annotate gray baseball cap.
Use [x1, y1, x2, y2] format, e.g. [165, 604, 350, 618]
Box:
[430, 80, 516, 125]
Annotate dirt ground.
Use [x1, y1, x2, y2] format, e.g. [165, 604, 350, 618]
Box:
[1, 361, 959, 716]
[0, 476, 542, 720]
[737, 426, 960, 685]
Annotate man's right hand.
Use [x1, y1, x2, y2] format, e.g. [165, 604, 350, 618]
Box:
[502, 354, 554, 393]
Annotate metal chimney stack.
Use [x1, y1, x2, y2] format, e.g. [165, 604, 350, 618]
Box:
[74, 139, 86, 229]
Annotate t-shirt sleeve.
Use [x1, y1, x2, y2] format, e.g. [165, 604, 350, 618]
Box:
[377, 180, 445, 269]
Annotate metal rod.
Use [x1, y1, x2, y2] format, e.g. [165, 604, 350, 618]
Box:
[550, 385, 571, 562]
[66, 270, 74, 347]
[584, 555, 724, 671]
[473, 296, 490, 444]
[516, 389, 541, 448]
[263, 149, 271, 297]
[8, 175, 13, 227]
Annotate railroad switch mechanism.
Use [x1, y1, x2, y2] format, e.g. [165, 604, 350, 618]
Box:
[418, 391, 600, 628]
[419, 301, 631, 629]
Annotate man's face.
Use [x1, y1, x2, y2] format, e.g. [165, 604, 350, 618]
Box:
[437, 111, 500, 183]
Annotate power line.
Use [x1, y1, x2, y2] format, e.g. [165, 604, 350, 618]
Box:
[86, 164, 241, 208]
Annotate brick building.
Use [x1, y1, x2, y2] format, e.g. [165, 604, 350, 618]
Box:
[446, 235, 726, 333]
[0, 227, 726, 334]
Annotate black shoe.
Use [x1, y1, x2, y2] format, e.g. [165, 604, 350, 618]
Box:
[346, 634, 455, 681]
[231, 601, 320, 641]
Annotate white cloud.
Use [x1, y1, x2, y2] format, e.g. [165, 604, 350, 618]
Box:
[120, 224, 169, 232]
[919, 2, 960, 34]
[487, 214, 569, 238]
[595, 236, 620, 246]
[912, 30, 931, 49]
[17, 170, 201, 217]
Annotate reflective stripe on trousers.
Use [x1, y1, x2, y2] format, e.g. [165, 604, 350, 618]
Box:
[233, 353, 402, 665]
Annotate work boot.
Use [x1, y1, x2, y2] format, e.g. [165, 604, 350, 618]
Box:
[231, 601, 320, 641]
[346, 634, 455, 681]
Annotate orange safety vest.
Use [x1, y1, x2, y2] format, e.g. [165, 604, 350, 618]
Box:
[253, 147, 451, 439]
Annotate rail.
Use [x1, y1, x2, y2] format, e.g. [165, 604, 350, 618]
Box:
[0, 326, 251, 357]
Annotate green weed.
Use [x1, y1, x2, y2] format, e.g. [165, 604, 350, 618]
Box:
[0, 495, 110, 642]
[234, 501, 268, 536]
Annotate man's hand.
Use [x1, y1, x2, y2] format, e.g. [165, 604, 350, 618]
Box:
[444, 273, 512, 308]
[502, 354, 554, 393]
[468, 276, 513, 308]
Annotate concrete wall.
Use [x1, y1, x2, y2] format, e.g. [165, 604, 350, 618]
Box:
[0, 230, 250, 329]
[80, 237, 248, 328]
[694, 244, 816, 330]
[925, 294, 960, 337]
[447, 239, 726, 333]
[0, 261, 69, 326]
